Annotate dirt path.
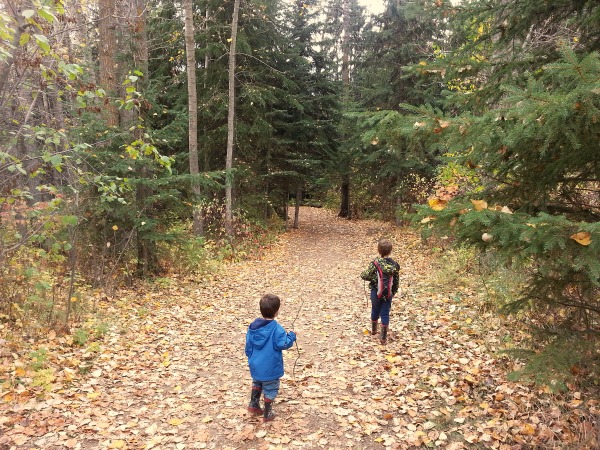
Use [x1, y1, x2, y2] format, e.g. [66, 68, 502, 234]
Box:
[0, 207, 581, 449]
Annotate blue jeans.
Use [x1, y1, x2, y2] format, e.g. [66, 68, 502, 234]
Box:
[370, 289, 392, 326]
[252, 379, 280, 400]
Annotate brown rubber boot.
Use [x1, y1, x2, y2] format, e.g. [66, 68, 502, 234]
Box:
[248, 387, 263, 414]
[371, 321, 378, 336]
[380, 325, 388, 344]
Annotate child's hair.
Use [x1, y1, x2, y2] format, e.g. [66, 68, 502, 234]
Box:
[260, 293, 281, 319]
[377, 238, 393, 257]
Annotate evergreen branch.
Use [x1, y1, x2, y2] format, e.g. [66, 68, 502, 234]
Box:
[237, 52, 285, 75]
[527, 293, 600, 316]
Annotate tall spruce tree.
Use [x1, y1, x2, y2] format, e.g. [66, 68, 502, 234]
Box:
[270, 0, 340, 226]
[319, 0, 365, 218]
[337, 0, 443, 219]
[393, 0, 600, 381]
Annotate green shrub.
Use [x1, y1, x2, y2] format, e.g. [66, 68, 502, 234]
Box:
[29, 348, 48, 371]
[72, 328, 90, 346]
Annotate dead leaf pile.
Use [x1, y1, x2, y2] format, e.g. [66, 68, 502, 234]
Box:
[1, 207, 598, 449]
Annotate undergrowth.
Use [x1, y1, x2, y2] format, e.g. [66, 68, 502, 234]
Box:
[430, 242, 600, 394]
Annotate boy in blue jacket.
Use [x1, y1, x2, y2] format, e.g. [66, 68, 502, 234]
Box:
[245, 293, 296, 422]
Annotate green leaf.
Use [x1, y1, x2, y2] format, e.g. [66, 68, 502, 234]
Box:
[61, 215, 78, 226]
[38, 8, 56, 24]
[24, 267, 38, 278]
[33, 34, 50, 52]
[19, 32, 30, 46]
[35, 281, 52, 291]
[49, 154, 62, 170]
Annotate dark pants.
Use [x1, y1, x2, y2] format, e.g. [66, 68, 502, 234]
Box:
[370, 289, 392, 326]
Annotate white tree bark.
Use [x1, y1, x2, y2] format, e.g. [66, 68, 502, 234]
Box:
[183, 0, 202, 235]
[225, 0, 240, 237]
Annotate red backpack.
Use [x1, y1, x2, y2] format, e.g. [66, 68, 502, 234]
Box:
[373, 259, 393, 300]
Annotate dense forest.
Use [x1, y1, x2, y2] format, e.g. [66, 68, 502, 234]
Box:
[1, 0, 599, 397]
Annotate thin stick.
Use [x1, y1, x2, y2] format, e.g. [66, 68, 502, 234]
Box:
[291, 296, 305, 379]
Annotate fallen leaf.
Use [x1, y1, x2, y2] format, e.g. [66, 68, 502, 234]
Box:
[570, 231, 592, 246]
[471, 199, 488, 211]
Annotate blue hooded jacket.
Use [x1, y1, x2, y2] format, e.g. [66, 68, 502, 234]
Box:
[245, 318, 296, 381]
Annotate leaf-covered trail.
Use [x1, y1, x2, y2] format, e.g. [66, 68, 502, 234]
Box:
[2, 207, 583, 449]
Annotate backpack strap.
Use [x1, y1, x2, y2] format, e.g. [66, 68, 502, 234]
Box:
[373, 259, 393, 300]
[373, 259, 384, 299]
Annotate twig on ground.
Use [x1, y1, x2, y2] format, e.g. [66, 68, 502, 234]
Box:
[292, 296, 305, 379]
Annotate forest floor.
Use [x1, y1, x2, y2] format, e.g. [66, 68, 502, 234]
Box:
[1, 207, 598, 450]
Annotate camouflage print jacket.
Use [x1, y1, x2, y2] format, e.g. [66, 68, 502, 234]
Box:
[360, 257, 400, 295]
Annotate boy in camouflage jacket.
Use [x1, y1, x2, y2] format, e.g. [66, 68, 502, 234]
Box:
[360, 238, 400, 343]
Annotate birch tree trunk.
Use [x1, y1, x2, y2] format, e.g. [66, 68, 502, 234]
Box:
[183, 0, 203, 235]
[225, 0, 240, 237]
[293, 185, 302, 229]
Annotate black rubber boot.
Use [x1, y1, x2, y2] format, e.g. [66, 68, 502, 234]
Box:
[248, 387, 263, 414]
[371, 321, 378, 336]
[380, 325, 388, 344]
[263, 398, 276, 422]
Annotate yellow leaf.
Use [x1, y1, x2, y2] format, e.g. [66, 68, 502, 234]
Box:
[63, 367, 76, 382]
[471, 199, 488, 211]
[438, 119, 451, 129]
[570, 232, 592, 246]
[521, 424, 536, 435]
[421, 216, 435, 224]
[168, 418, 183, 426]
[227, 38, 232, 43]
[112, 225, 118, 231]
[110, 440, 126, 449]
[87, 392, 101, 400]
[428, 197, 447, 211]
[201, 416, 213, 423]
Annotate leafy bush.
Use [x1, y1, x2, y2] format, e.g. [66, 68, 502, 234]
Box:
[72, 328, 90, 347]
